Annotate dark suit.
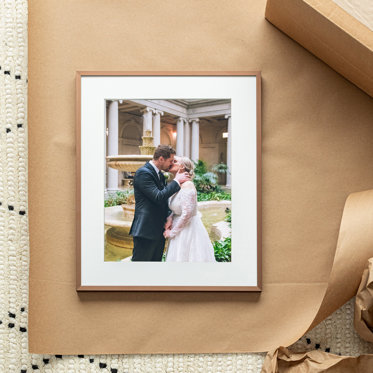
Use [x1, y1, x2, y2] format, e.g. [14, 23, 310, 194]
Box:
[129, 161, 180, 261]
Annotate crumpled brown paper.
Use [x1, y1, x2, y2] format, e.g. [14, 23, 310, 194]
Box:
[261, 346, 373, 372]
[354, 257, 373, 342]
[262, 256, 373, 371]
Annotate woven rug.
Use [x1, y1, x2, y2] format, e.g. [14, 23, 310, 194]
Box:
[1, 1, 372, 372]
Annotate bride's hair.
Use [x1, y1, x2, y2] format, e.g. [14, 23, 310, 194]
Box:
[176, 156, 195, 179]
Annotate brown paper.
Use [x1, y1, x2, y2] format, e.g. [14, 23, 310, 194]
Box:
[28, 0, 373, 354]
[354, 257, 373, 342]
[261, 346, 373, 372]
[265, 0, 373, 97]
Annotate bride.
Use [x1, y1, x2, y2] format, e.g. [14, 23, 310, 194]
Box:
[163, 156, 216, 262]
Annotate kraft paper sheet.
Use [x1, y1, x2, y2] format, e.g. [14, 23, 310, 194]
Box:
[261, 346, 373, 372]
[354, 257, 373, 343]
[28, 0, 373, 354]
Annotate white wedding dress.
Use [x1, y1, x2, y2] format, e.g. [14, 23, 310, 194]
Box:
[165, 183, 216, 262]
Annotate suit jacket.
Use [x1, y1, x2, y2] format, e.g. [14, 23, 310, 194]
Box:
[129, 161, 180, 240]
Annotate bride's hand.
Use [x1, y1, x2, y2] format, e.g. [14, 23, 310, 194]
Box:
[164, 216, 172, 230]
[163, 229, 171, 238]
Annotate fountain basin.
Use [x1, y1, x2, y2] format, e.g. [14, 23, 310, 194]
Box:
[104, 205, 133, 251]
[106, 154, 152, 172]
[121, 204, 135, 220]
[105, 205, 132, 228]
[197, 200, 231, 211]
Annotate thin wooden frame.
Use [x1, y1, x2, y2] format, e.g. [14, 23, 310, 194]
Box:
[76, 71, 262, 291]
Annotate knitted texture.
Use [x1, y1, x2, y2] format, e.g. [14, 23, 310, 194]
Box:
[0, 1, 372, 371]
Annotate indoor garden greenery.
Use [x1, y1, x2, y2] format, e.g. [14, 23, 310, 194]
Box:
[212, 208, 232, 262]
[104, 189, 133, 207]
[104, 159, 231, 206]
[193, 160, 231, 202]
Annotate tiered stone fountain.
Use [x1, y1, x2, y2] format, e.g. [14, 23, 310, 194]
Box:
[106, 130, 155, 172]
[105, 130, 155, 258]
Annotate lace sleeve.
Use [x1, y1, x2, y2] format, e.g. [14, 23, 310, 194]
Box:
[169, 187, 197, 238]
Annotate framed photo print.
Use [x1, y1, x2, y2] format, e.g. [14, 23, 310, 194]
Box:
[76, 71, 261, 291]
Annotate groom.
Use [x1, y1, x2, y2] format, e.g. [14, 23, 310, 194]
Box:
[129, 145, 190, 261]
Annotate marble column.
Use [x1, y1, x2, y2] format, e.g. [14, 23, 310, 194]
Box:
[183, 119, 191, 158]
[141, 107, 154, 135]
[176, 117, 184, 156]
[190, 118, 200, 162]
[225, 114, 232, 187]
[153, 110, 163, 147]
[107, 100, 119, 190]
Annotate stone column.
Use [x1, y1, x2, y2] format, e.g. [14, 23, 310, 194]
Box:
[190, 118, 200, 162]
[183, 119, 191, 158]
[107, 100, 119, 190]
[141, 107, 154, 135]
[153, 110, 163, 147]
[176, 117, 184, 156]
[225, 114, 232, 186]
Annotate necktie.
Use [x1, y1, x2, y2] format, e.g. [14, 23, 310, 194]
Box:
[158, 171, 165, 188]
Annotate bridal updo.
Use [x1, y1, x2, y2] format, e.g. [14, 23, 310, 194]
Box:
[176, 156, 195, 179]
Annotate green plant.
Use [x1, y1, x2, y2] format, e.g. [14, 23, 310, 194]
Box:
[224, 208, 231, 227]
[211, 162, 228, 175]
[194, 172, 218, 193]
[193, 160, 228, 193]
[197, 191, 231, 202]
[213, 236, 231, 262]
[104, 190, 134, 207]
[194, 159, 208, 175]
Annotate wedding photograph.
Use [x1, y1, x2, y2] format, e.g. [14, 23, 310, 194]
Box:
[104, 99, 232, 263]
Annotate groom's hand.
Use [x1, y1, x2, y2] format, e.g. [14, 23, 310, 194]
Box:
[174, 170, 190, 185]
